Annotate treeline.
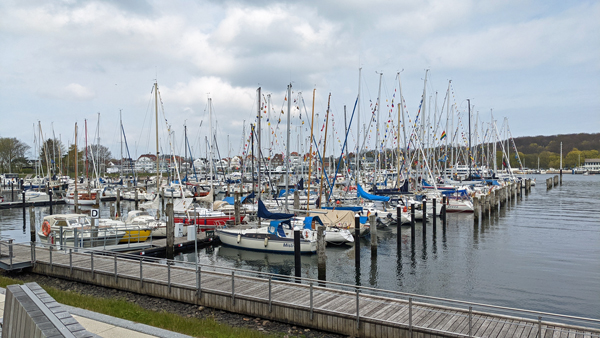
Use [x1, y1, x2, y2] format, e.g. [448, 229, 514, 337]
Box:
[510, 133, 600, 169]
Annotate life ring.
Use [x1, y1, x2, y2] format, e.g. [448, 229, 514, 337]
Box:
[303, 229, 311, 239]
[42, 221, 51, 236]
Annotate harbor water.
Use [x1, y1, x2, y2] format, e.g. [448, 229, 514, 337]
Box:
[1, 174, 599, 320]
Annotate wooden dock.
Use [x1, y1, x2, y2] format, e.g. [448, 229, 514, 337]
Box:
[1, 242, 598, 338]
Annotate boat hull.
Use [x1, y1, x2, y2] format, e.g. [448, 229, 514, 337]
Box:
[217, 229, 316, 254]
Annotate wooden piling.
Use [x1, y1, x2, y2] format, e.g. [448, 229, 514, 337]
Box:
[422, 199, 427, 238]
[442, 196, 447, 232]
[166, 203, 174, 260]
[116, 189, 121, 218]
[317, 225, 326, 281]
[234, 192, 240, 225]
[29, 206, 36, 242]
[369, 215, 377, 252]
[22, 191, 26, 229]
[293, 191, 300, 210]
[432, 198, 437, 236]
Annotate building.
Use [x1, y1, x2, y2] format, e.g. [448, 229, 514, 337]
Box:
[583, 159, 600, 171]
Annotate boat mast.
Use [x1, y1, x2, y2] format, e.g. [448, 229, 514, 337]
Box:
[120, 110, 123, 178]
[398, 71, 408, 188]
[285, 84, 292, 212]
[257, 87, 262, 202]
[307, 89, 316, 211]
[356, 68, 361, 187]
[319, 93, 331, 207]
[154, 81, 160, 196]
[445, 81, 451, 179]
[74, 123, 79, 213]
[467, 99, 471, 180]
[373, 72, 383, 187]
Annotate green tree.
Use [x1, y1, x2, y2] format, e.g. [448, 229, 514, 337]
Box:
[39, 138, 66, 176]
[0, 137, 31, 173]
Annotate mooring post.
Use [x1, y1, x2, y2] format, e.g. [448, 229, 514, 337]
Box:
[293, 190, 300, 210]
[234, 192, 240, 225]
[354, 214, 360, 271]
[11, 181, 14, 202]
[442, 196, 447, 232]
[135, 188, 139, 210]
[29, 206, 36, 242]
[410, 203, 416, 243]
[116, 189, 121, 218]
[166, 203, 174, 260]
[49, 186, 53, 215]
[369, 214, 377, 252]
[422, 199, 427, 238]
[22, 190, 26, 230]
[294, 227, 301, 282]
[396, 204, 402, 250]
[432, 198, 437, 236]
[317, 225, 326, 281]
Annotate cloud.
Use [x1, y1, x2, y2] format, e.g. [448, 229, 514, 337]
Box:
[38, 83, 96, 100]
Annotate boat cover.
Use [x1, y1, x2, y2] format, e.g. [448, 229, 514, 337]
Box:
[303, 216, 324, 230]
[268, 219, 291, 237]
[258, 199, 294, 219]
[356, 184, 390, 202]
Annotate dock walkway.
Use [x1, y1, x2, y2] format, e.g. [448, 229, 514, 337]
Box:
[1, 242, 599, 338]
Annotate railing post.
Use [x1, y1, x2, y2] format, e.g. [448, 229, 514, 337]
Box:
[355, 288, 360, 329]
[196, 265, 201, 299]
[310, 283, 313, 321]
[74, 228, 78, 249]
[268, 276, 272, 313]
[409, 297, 413, 335]
[231, 271, 235, 306]
[140, 258, 143, 288]
[88, 251, 93, 277]
[114, 254, 118, 284]
[50, 245, 53, 271]
[168, 262, 172, 293]
[9, 240, 13, 270]
[538, 316, 542, 338]
[469, 306, 473, 337]
[69, 248, 73, 275]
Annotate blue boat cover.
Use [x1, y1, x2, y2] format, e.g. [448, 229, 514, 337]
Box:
[222, 191, 256, 205]
[268, 219, 290, 237]
[303, 216, 323, 230]
[356, 184, 390, 202]
[258, 199, 294, 219]
[278, 189, 296, 198]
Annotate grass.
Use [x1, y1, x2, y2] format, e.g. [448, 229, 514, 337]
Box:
[0, 275, 292, 338]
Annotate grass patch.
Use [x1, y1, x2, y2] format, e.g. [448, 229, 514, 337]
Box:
[0, 275, 287, 338]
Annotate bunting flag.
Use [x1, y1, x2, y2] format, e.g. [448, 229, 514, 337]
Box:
[440, 131, 447, 140]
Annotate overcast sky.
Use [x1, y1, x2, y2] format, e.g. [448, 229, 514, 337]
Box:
[1, 0, 598, 161]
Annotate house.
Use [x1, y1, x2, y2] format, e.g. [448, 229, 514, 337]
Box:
[583, 159, 600, 171]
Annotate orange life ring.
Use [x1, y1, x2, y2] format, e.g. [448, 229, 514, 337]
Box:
[42, 221, 51, 236]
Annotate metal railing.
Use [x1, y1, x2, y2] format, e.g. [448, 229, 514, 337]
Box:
[46, 226, 154, 250]
[20, 241, 600, 338]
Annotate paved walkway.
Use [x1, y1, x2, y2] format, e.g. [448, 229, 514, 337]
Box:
[0, 288, 193, 338]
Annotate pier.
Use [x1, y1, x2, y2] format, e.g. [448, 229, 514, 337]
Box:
[472, 179, 533, 223]
[1, 241, 598, 338]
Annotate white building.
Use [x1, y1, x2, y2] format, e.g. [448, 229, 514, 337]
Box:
[583, 159, 600, 171]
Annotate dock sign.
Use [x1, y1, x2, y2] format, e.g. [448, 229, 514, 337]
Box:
[91, 209, 100, 219]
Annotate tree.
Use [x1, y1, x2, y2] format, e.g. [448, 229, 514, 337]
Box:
[85, 144, 112, 175]
[39, 138, 66, 176]
[0, 137, 31, 173]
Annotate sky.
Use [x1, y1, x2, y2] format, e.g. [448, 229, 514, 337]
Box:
[1, 0, 599, 161]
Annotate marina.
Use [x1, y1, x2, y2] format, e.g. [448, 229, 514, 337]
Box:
[0, 174, 599, 337]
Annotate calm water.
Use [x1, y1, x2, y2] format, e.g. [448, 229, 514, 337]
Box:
[1, 174, 599, 319]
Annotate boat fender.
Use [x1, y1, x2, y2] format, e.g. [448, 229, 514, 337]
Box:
[264, 237, 268, 247]
[237, 234, 241, 244]
[42, 221, 51, 236]
[403, 206, 407, 213]
[303, 229, 310, 239]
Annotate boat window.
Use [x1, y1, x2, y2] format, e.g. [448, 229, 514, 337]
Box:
[55, 220, 67, 227]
